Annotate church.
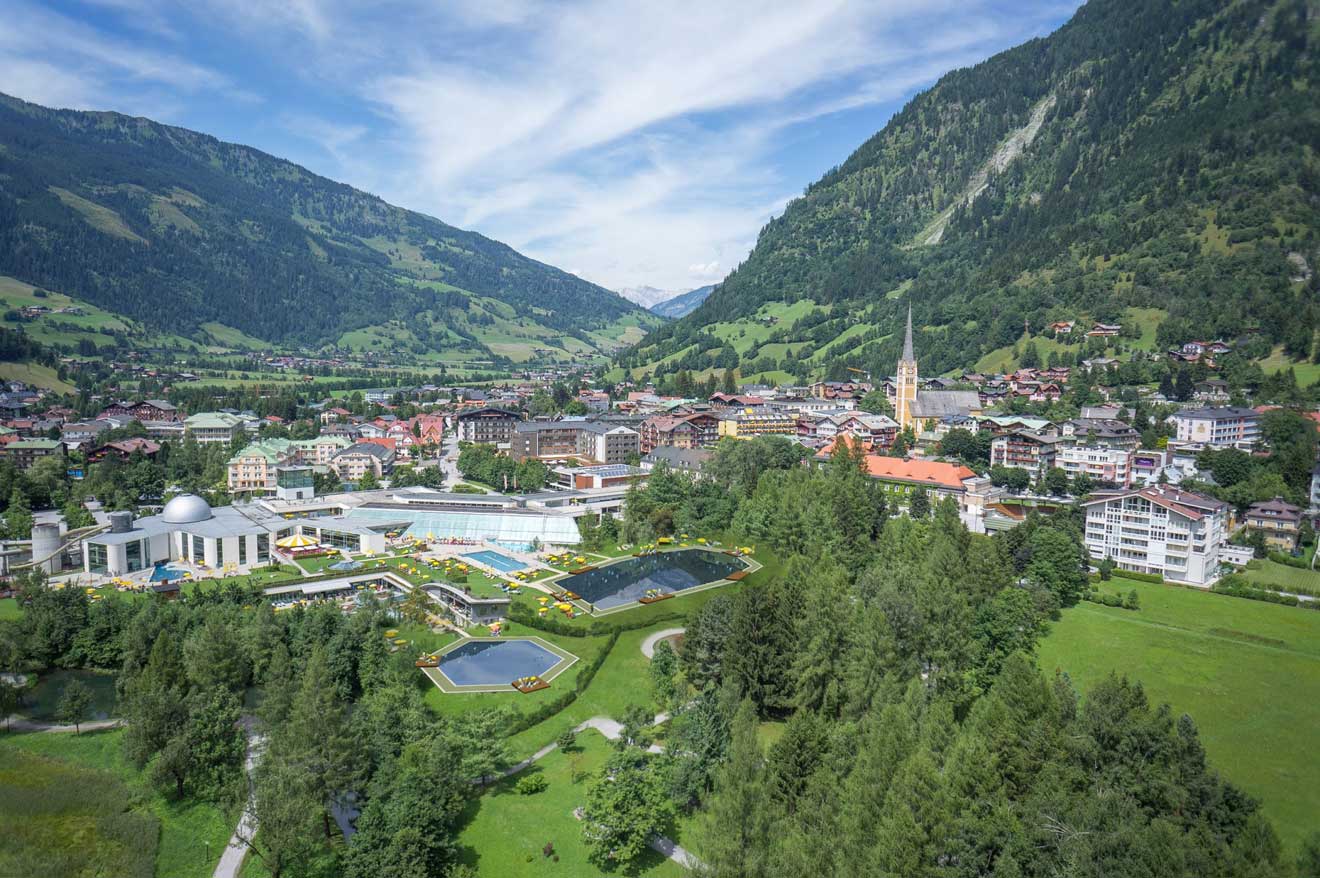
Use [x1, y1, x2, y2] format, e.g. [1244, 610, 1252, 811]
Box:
[893, 306, 983, 432]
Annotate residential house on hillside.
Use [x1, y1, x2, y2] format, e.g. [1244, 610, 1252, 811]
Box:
[100, 399, 181, 422]
[990, 430, 1060, 480]
[184, 412, 246, 445]
[0, 438, 65, 471]
[1243, 497, 1302, 551]
[87, 438, 161, 463]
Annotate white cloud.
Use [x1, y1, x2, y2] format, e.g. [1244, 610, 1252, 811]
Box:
[688, 261, 721, 281]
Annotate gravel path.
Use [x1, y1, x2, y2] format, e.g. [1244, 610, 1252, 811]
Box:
[640, 627, 685, 659]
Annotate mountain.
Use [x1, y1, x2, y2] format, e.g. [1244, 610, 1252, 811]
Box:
[617, 285, 684, 309]
[650, 284, 715, 319]
[0, 93, 658, 361]
[620, 0, 1319, 385]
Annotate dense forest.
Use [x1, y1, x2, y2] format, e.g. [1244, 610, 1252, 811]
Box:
[0, 93, 644, 346]
[633, 0, 1320, 377]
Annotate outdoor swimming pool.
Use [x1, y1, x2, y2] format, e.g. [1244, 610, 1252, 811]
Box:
[435, 638, 569, 688]
[462, 549, 525, 574]
[149, 563, 188, 582]
[568, 549, 745, 611]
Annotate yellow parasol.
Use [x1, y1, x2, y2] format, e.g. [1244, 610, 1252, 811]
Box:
[276, 533, 319, 549]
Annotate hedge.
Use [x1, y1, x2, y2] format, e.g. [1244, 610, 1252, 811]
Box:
[504, 631, 620, 736]
[1267, 551, 1312, 570]
[508, 602, 687, 638]
[1212, 575, 1320, 610]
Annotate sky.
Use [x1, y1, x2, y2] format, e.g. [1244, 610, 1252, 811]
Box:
[2, 0, 1079, 293]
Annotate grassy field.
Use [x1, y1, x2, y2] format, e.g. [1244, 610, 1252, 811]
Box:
[0, 361, 76, 394]
[0, 728, 235, 878]
[1037, 580, 1320, 853]
[1257, 345, 1320, 387]
[0, 597, 19, 620]
[455, 728, 686, 877]
[1241, 558, 1320, 595]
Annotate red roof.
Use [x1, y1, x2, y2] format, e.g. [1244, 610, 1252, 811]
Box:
[860, 455, 976, 489]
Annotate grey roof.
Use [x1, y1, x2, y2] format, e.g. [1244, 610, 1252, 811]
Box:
[337, 442, 393, 460]
[1177, 406, 1258, 421]
[911, 390, 980, 418]
[644, 446, 714, 468]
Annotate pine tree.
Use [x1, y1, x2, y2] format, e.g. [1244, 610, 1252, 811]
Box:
[694, 700, 772, 878]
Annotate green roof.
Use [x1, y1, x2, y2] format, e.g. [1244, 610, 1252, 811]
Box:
[229, 438, 293, 463]
[7, 439, 63, 450]
[185, 412, 244, 428]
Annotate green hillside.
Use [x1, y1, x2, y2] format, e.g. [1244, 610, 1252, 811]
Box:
[0, 93, 659, 359]
[623, 0, 1319, 383]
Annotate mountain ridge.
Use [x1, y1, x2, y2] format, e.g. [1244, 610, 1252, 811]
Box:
[621, 0, 1319, 385]
[0, 92, 655, 360]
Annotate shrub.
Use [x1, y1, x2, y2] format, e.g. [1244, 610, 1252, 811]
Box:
[1112, 569, 1163, 584]
[556, 729, 577, 752]
[1123, 589, 1140, 610]
[516, 774, 548, 795]
[1267, 551, 1311, 570]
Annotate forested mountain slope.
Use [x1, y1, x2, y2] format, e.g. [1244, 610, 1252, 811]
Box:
[623, 0, 1320, 382]
[0, 93, 654, 355]
[650, 284, 715, 319]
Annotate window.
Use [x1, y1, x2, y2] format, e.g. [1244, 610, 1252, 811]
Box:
[238, 537, 247, 566]
[125, 539, 143, 572]
[192, 535, 204, 561]
[87, 543, 108, 574]
[257, 533, 270, 563]
[216, 540, 224, 566]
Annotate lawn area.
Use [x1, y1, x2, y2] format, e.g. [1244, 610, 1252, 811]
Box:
[1037, 580, 1320, 854]
[1240, 558, 1320, 596]
[0, 728, 235, 878]
[0, 361, 75, 394]
[1257, 345, 1320, 387]
[455, 728, 686, 878]
[0, 597, 20, 619]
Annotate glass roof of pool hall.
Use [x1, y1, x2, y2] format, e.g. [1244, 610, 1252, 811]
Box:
[344, 506, 581, 548]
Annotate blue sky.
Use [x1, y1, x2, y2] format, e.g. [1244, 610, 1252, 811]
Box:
[3, 0, 1079, 292]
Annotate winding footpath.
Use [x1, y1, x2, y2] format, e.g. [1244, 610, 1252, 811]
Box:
[640, 627, 685, 659]
[213, 720, 263, 878]
[2, 715, 121, 733]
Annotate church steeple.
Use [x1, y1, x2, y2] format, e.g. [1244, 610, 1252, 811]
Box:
[895, 303, 919, 431]
[901, 304, 916, 363]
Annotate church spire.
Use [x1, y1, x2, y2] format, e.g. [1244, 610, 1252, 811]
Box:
[901, 304, 915, 363]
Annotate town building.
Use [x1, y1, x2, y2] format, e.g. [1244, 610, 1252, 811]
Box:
[100, 399, 181, 423]
[454, 407, 522, 444]
[989, 430, 1060, 479]
[717, 408, 797, 439]
[184, 412, 246, 445]
[86, 438, 161, 464]
[893, 307, 983, 430]
[1170, 406, 1261, 448]
[1081, 486, 1227, 586]
[1055, 445, 1133, 487]
[0, 438, 65, 471]
[1061, 418, 1142, 450]
[332, 442, 395, 481]
[641, 446, 714, 479]
[511, 421, 640, 464]
[1243, 497, 1303, 551]
[638, 413, 720, 453]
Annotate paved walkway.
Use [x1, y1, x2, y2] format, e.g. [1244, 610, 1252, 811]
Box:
[640, 627, 685, 659]
[213, 720, 263, 878]
[2, 715, 121, 734]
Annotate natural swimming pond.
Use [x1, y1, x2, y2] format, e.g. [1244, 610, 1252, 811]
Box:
[568, 549, 745, 611]
[21, 670, 119, 721]
[462, 550, 525, 574]
[435, 638, 567, 687]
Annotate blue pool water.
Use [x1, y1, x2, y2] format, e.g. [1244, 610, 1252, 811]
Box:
[462, 550, 525, 574]
[436, 639, 564, 686]
[568, 550, 745, 611]
[150, 564, 188, 582]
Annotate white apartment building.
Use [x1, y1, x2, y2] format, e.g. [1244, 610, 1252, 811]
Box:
[1170, 406, 1260, 448]
[1082, 486, 1227, 586]
[1056, 445, 1132, 487]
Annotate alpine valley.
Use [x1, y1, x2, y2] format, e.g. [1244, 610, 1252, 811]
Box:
[0, 93, 660, 368]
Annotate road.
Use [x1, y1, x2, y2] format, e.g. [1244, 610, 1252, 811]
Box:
[438, 436, 462, 488]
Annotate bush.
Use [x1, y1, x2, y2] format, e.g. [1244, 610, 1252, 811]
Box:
[1267, 551, 1311, 570]
[1112, 569, 1163, 584]
[516, 774, 548, 795]
[1212, 575, 1317, 609]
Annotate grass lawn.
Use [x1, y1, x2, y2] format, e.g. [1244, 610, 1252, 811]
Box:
[1257, 345, 1320, 388]
[0, 597, 20, 620]
[1241, 559, 1320, 596]
[1037, 580, 1320, 853]
[0, 728, 236, 878]
[456, 728, 686, 878]
[0, 361, 76, 394]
